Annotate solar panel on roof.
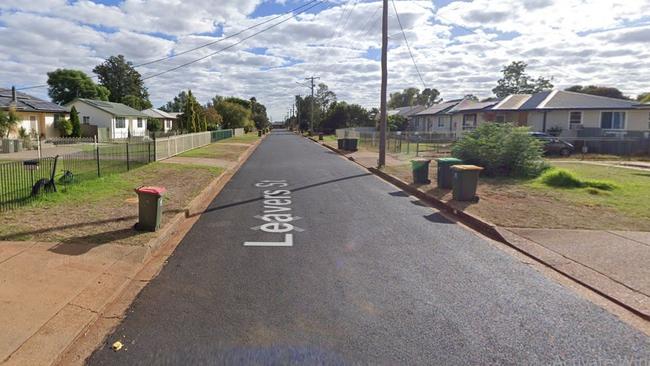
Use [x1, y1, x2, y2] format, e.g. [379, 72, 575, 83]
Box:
[93, 101, 114, 108]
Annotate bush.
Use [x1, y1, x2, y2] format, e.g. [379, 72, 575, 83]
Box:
[540, 168, 618, 190]
[55, 118, 73, 137]
[147, 118, 162, 132]
[451, 123, 547, 177]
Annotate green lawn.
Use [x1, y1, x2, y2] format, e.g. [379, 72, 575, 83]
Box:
[216, 133, 260, 144]
[530, 162, 650, 221]
[177, 143, 248, 160]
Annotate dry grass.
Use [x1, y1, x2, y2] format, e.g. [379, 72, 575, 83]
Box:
[383, 161, 650, 231]
[0, 163, 223, 245]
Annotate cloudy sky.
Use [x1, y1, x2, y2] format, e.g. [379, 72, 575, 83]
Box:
[1, 0, 649, 120]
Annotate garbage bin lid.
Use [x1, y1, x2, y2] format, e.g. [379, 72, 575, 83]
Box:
[135, 186, 167, 196]
[450, 164, 483, 171]
[410, 158, 431, 163]
[435, 157, 463, 163]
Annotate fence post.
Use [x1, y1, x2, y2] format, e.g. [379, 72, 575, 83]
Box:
[96, 143, 101, 177]
[406, 132, 410, 154]
[416, 140, 420, 157]
[126, 142, 130, 171]
[148, 141, 152, 163]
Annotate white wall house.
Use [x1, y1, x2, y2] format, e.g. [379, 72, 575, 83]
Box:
[490, 91, 650, 137]
[143, 108, 178, 132]
[65, 98, 149, 139]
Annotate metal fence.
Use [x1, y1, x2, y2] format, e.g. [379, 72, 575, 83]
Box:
[0, 141, 154, 212]
[335, 129, 457, 157]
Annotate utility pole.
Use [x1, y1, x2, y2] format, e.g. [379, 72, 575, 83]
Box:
[378, 0, 388, 167]
[295, 95, 300, 131]
[305, 76, 319, 133]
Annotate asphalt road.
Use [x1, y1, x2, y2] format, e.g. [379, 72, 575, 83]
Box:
[88, 130, 650, 365]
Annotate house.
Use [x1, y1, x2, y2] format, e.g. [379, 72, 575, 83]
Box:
[0, 87, 68, 138]
[387, 105, 426, 128]
[411, 99, 461, 133]
[490, 90, 650, 137]
[410, 98, 499, 134]
[66, 98, 149, 139]
[143, 108, 178, 132]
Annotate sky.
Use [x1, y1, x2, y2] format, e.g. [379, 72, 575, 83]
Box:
[1, 0, 649, 120]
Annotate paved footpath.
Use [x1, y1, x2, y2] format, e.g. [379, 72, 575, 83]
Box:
[87, 130, 650, 365]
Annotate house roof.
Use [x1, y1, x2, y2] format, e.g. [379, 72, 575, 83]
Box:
[69, 98, 149, 117]
[387, 105, 427, 118]
[492, 94, 532, 110]
[498, 90, 645, 111]
[414, 100, 462, 116]
[447, 99, 499, 113]
[143, 108, 179, 119]
[0, 88, 68, 113]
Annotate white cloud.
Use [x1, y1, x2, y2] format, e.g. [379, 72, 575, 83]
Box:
[1, 0, 649, 119]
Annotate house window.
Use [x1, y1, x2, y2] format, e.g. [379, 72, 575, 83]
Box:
[29, 116, 37, 131]
[569, 111, 582, 129]
[83, 116, 90, 124]
[463, 114, 477, 129]
[495, 113, 506, 123]
[137, 118, 143, 128]
[438, 117, 445, 128]
[115, 117, 126, 129]
[601, 111, 626, 130]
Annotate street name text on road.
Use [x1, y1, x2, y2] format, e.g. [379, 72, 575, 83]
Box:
[244, 180, 300, 246]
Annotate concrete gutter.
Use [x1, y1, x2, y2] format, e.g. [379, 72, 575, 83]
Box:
[308, 136, 650, 321]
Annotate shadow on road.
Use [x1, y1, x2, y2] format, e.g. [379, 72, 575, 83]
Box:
[195, 172, 372, 216]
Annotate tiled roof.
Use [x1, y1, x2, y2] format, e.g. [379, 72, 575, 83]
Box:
[0, 88, 68, 113]
[70, 98, 149, 117]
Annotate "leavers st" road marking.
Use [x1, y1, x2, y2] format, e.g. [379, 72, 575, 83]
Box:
[244, 180, 301, 247]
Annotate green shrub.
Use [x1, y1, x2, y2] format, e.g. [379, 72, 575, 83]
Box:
[540, 168, 618, 191]
[451, 123, 547, 177]
[147, 118, 162, 132]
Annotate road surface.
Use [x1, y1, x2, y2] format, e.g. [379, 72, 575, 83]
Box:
[88, 130, 650, 365]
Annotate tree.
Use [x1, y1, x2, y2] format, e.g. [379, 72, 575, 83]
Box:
[0, 110, 18, 138]
[316, 83, 337, 112]
[215, 101, 253, 130]
[180, 90, 203, 132]
[93, 55, 151, 110]
[638, 93, 650, 104]
[416, 88, 441, 106]
[388, 87, 420, 108]
[147, 118, 162, 132]
[69, 106, 81, 137]
[47, 69, 110, 105]
[388, 114, 408, 131]
[160, 91, 189, 112]
[55, 118, 73, 137]
[464, 94, 479, 102]
[204, 107, 223, 130]
[250, 97, 270, 131]
[492, 61, 554, 98]
[565, 85, 629, 100]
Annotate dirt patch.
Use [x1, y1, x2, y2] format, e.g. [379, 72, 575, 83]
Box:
[0, 164, 223, 245]
[383, 162, 650, 231]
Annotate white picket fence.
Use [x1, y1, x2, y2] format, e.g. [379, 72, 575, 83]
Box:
[154, 131, 212, 161]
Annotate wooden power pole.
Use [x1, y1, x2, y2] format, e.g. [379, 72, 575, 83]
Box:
[305, 76, 319, 133]
[378, 0, 388, 167]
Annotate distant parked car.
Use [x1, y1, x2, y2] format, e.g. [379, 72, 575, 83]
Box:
[528, 132, 574, 156]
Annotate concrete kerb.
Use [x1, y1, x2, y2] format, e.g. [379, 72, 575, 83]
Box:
[7, 135, 267, 366]
[306, 135, 650, 321]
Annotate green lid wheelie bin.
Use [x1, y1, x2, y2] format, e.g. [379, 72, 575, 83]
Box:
[451, 165, 483, 201]
[337, 138, 344, 150]
[134, 186, 166, 231]
[410, 158, 431, 184]
[435, 157, 463, 189]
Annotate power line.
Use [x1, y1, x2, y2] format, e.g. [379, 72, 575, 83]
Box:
[134, 0, 321, 68]
[16, 0, 323, 91]
[391, 0, 426, 89]
[136, 1, 325, 81]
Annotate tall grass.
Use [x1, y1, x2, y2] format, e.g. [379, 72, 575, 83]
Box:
[539, 168, 618, 190]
